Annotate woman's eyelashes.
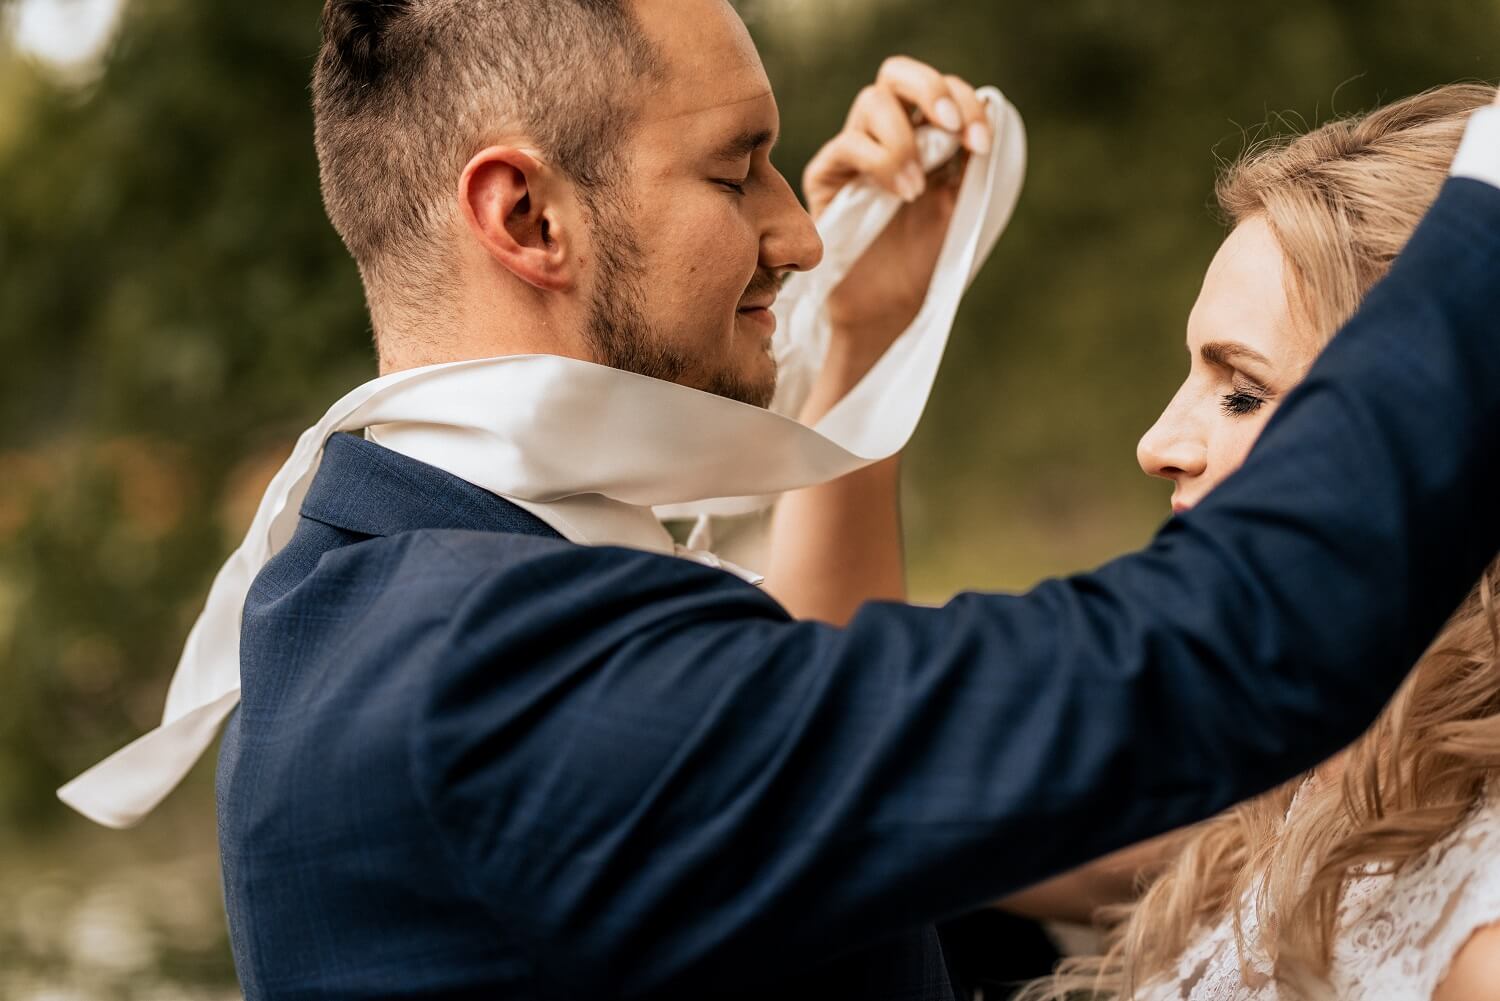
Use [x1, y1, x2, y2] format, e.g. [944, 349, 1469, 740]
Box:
[1219, 379, 1273, 417]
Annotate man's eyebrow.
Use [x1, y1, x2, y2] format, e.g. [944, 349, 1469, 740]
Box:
[1200, 341, 1273, 370]
[711, 128, 777, 163]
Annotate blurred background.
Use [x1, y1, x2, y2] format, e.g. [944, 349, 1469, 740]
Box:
[0, 0, 1496, 995]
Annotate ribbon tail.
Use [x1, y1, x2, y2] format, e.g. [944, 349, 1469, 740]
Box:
[56, 689, 242, 829]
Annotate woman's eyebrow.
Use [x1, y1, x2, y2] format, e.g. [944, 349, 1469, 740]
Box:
[1200, 341, 1273, 370]
[711, 127, 776, 163]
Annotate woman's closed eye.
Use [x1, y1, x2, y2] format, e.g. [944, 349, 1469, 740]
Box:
[1220, 379, 1273, 417]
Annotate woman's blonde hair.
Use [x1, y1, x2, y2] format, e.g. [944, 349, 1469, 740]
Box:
[1022, 83, 1500, 1000]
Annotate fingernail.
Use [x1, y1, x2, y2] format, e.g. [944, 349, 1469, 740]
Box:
[900, 162, 926, 201]
[934, 98, 962, 132]
[966, 122, 992, 155]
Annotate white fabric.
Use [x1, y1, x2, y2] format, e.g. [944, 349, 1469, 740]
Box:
[1139, 785, 1500, 1001]
[56, 87, 1027, 829]
[1450, 105, 1500, 190]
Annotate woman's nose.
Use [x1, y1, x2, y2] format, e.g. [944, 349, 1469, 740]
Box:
[1137, 409, 1207, 483]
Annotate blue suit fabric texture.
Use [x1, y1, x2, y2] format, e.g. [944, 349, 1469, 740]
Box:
[220, 178, 1500, 1000]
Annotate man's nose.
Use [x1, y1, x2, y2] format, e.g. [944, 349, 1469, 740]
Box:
[760, 169, 824, 274]
[1137, 404, 1207, 483]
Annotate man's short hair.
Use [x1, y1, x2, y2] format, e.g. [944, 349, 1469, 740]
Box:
[313, 0, 661, 312]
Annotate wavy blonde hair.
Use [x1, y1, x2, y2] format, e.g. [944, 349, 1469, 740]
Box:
[1022, 83, 1500, 1000]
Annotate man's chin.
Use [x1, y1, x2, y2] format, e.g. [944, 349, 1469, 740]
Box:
[701, 356, 777, 410]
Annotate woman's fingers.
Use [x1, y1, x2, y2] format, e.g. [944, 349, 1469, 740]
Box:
[807, 56, 992, 217]
[873, 56, 961, 131]
[804, 130, 910, 215]
[873, 56, 992, 153]
[943, 74, 992, 155]
[853, 86, 925, 199]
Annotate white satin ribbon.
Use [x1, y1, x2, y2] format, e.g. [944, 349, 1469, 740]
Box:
[57, 87, 1026, 829]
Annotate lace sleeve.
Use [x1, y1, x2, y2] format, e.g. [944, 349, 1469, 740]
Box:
[1333, 791, 1500, 999]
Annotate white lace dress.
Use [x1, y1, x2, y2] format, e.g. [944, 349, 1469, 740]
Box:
[1138, 786, 1500, 1000]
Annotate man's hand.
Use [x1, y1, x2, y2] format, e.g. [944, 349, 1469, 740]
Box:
[803, 57, 992, 365]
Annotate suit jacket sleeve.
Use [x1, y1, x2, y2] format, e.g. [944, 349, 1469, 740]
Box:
[410, 179, 1500, 999]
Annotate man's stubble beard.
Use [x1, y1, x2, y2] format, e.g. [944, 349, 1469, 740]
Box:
[583, 192, 777, 410]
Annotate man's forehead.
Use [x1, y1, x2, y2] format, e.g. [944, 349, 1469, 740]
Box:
[632, 0, 774, 124]
[644, 89, 778, 132]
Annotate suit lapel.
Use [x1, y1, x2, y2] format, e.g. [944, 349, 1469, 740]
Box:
[300, 432, 564, 541]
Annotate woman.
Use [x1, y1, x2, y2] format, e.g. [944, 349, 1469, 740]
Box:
[1017, 84, 1500, 1000]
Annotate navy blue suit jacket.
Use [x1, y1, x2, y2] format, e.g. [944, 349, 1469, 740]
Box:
[219, 179, 1500, 1000]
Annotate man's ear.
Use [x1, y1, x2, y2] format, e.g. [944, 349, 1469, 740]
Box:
[459, 147, 577, 293]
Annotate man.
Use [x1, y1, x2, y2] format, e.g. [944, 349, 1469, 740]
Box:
[207, 1, 1500, 998]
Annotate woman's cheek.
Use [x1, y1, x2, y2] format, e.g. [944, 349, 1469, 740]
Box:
[1226, 413, 1275, 476]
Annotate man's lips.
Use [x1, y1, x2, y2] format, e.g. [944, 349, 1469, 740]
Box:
[737, 297, 778, 334]
[735, 301, 780, 336]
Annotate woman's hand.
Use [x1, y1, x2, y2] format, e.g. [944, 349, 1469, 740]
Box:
[768, 59, 991, 625]
[803, 57, 992, 365]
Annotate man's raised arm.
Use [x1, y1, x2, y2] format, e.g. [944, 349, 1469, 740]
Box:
[417, 124, 1500, 1000]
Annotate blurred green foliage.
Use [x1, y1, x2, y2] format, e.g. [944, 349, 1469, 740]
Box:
[0, 0, 1496, 992]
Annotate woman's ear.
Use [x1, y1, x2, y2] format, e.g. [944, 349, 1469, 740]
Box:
[458, 147, 577, 293]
